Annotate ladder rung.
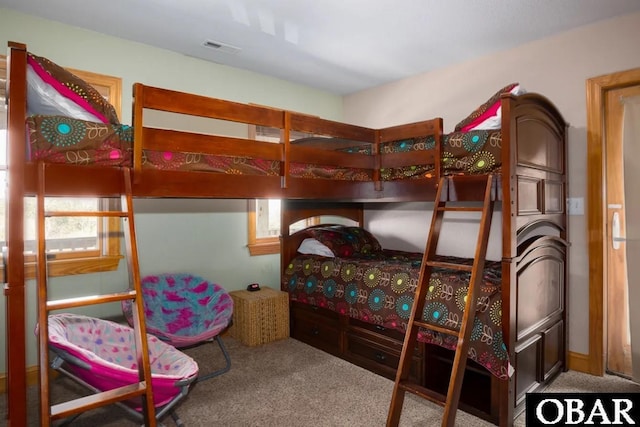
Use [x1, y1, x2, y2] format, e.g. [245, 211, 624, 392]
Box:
[51, 381, 148, 420]
[425, 260, 473, 272]
[398, 380, 446, 407]
[436, 206, 484, 212]
[44, 211, 128, 218]
[413, 320, 460, 337]
[47, 290, 137, 311]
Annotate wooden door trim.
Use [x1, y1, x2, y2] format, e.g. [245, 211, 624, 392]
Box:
[587, 67, 640, 376]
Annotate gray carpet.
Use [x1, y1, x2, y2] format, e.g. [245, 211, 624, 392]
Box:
[3, 336, 640, 426]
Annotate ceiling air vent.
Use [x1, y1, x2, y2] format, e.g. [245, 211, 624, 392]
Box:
[202, 39, 242, 55]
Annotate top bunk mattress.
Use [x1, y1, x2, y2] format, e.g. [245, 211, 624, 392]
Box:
[380, 128, 502, 179]
[27, 115, 503, 180]
[26, 115, 280, 175]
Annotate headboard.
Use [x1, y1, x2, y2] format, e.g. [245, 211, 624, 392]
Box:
[279, 200, 364, 280]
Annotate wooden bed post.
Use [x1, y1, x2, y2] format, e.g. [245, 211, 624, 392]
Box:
[499, 93, 517, 426]
[131, 83, 144, 182]
[373, 129, 382, 191]
[434, 118, 442, 183]
[5, 41, 28, 427]
[282, 111, 291, 189]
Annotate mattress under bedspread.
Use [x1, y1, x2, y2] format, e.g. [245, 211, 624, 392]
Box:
[26, 115, 502, 179]
[378, 128, 503, 179]
[282, 250, 509, 379]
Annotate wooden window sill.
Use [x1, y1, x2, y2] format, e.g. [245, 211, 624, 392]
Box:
[247, 240, 279, 256]
[1, 255, 123, 281]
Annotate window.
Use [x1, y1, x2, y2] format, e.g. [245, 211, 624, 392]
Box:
[0, 55, 124, 277]
[247, 199, 318, 256]
[246, 125, 318, 255]
[247, 199, 280, 255]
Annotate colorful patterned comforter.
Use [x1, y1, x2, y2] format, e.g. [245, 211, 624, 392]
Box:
[282, 250, 509, 379]
[379, 129, 503, 180]
[26, 115, 281, 175]
[26, 115, 502, 181]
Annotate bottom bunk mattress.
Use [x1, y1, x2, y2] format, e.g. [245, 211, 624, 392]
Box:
[282, 250, 509, 379]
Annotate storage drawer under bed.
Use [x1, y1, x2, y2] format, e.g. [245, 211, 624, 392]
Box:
[290, 302, 341, 356]
[345, 332, 424, 384]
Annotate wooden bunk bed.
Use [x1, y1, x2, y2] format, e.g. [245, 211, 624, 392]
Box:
[4, 41, 568, 426]
[278, 102, 569, 423]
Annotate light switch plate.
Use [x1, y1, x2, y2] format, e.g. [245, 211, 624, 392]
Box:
[567, 197, 584, 215]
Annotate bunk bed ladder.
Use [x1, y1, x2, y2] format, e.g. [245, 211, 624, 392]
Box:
[35, 164, 157, 427]
[386, 174, 495, 427]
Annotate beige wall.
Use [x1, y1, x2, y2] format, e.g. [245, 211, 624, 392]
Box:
[348, 11, 640, 355]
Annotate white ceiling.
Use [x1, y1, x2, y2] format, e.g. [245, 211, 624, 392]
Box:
[2, 0, 640, 94]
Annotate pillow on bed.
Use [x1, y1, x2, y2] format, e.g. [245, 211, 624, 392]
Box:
[26, 53, 120, 125]
[297, 238, 335, 258]
[307, 225, 382, 258]
[454, 83, 522, 132]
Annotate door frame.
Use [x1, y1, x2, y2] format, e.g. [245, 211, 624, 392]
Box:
[586, 67, 640, 376]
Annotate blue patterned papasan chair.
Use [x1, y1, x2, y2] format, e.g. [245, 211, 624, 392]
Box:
[123, 273, 233, 382]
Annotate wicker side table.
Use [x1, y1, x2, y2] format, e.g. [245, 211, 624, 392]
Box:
[228, 287, 289, 346]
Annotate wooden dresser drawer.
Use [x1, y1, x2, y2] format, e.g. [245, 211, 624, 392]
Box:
[290, 302, 341, 355]
[290, 300, 340, 321]
[350, 317, 404, 338]
[349, 317, 423, 357]
[345, 333, 423, 383]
